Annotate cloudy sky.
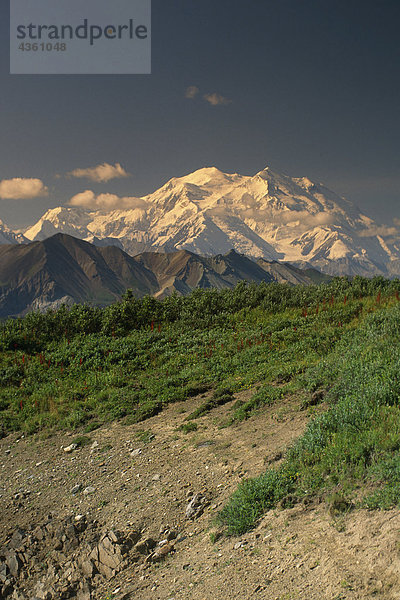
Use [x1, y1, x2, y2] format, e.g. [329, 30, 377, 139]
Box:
[0, 0, 399, 228]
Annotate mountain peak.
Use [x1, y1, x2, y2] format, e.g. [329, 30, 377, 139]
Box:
[253, 165, 281, 182]
[179, 166, 240, 187]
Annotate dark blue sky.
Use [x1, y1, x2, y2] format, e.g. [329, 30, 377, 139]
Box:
[0, 0, 399, 228]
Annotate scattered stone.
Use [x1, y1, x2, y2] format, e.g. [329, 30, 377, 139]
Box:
[71, 484, 82, 495]
[88, 530, 136, 579]
[5, 551, 23, 577]
[34, 580, 56, 599]
[75, 514, 85, 522]
[185, 493, 208, 520]
[82, 487, 96, 496]
[9, 529, 26, 549]
[234, 541, 244, 550]
[0, 562, 9, 583]
[130, 449, 142, 457]
[79, 557, 96, 578]
[152, 474, 161, 481]
[146, 542, 175, 563]
[0, 518, 144, 598]
[63, 444, 77, 453]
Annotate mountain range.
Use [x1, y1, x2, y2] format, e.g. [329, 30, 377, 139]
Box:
[1, 165, 399, 277]
[0, 234, 327, 318]
[0, 219, 27, 245]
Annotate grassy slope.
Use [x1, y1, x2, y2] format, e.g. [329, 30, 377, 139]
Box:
[1, 277, 400, 531]
[219, 301, 400, 533]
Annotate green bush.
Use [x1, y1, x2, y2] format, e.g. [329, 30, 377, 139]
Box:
[179, 421, 198, 433]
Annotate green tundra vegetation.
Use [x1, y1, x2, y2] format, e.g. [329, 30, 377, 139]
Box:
[1, 275, 400, 532]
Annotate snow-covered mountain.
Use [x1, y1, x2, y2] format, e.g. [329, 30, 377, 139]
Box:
[22, 166, 400, 276]
[0, 219, 27, 244]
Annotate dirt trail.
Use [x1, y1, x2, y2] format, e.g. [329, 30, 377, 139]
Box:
[1, 390, 399, 600]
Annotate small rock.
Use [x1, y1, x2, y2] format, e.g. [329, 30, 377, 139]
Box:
[83, 487, 96, 496]
[6, 551, 23, 577]
[146, 542, 175, 563]
[9, 529, 26, 549]
[0, 563, 9, 583]
[71, 484, 82, 495]
[64, 444, 77, 453]
[80, 558, 96, 578]
[185, 493, 208, 520]
[130, 449, 142, 457]
[152, 474, 161, 481]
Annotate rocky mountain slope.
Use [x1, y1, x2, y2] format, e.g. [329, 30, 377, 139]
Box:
[0, 234, 323, 317]
[1, 389, 399, 600]
[0, 234, 159, 318]
[21, 166, 400, 276]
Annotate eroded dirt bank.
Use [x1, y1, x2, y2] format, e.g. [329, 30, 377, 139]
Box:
[1, 391, 399, 600]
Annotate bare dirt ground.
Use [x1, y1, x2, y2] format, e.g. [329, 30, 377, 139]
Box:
[1, 390, 400, 600]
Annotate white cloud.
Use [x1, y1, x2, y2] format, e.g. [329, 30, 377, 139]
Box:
[233, 205, 335, 228]
[68, 190, 147, 211]
[288, 211, 336, 228]
[185, 86, 199, 99]
[203, 92, 232, 106]
[67, 162, 131, 183]
[0, 178, 48, 199]
[359, 224, 399, 238]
